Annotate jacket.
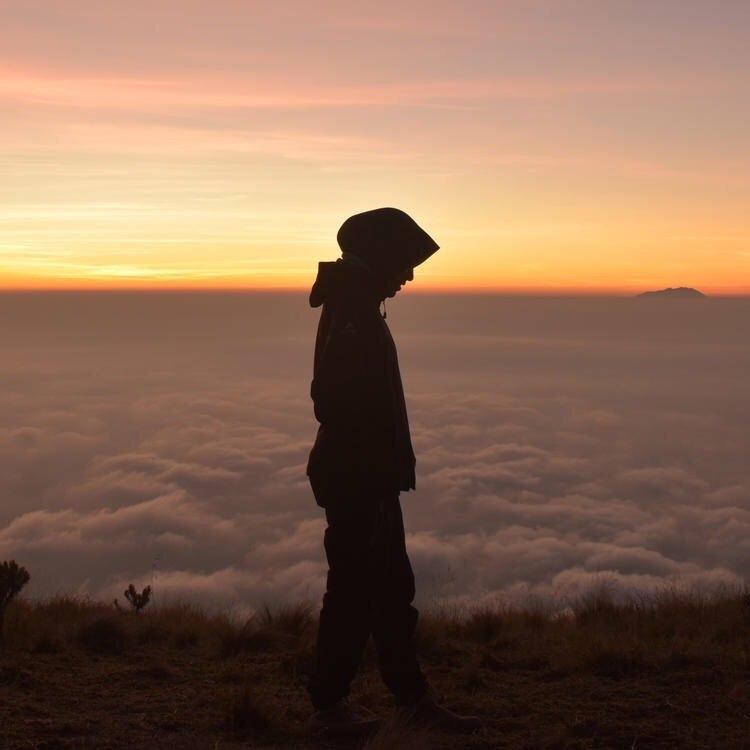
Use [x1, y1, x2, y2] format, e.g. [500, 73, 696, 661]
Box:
[306, 260, 415, 505]
[306, 208, 439, 506]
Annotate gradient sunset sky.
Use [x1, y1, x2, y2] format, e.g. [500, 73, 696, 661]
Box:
[2, 0, 749, 293]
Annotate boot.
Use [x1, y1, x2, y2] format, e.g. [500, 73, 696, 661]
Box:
[399, 686, 482, 732]
[308, 698, 380, 737]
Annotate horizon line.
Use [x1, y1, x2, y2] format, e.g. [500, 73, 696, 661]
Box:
[2, 285, 749, 298]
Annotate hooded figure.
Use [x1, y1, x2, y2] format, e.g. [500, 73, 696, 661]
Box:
[307, 207, 438, 505]
[305, 209, 482, 735]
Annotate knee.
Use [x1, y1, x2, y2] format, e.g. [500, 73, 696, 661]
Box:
[372, 599, 419, 633]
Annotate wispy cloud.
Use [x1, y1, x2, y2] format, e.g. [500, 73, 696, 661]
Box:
[1, 70, 724, 112]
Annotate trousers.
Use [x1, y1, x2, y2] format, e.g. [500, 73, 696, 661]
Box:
[307, 490, 428, 710]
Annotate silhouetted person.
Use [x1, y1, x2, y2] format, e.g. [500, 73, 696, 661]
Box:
[306, 208, 481, 736]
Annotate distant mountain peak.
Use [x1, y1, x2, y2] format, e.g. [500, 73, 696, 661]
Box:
[637, 287, 707, 299]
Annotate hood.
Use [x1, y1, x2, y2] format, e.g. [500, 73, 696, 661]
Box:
[309, 259, 379, 308]
[336, 207, 439, 280]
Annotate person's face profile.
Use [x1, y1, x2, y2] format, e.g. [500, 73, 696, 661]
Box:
[384, 267, 415, 298]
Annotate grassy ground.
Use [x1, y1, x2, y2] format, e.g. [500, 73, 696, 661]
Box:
[1, 589, 750, 749]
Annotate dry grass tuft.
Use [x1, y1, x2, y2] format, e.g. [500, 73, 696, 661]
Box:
[217, 601, 316, 658]
[217, 617, 275, 657]
[76, 615, 129, 655]
[256, 601, 316, 638]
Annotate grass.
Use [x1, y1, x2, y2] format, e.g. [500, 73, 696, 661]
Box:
[1, 587, 749, 748]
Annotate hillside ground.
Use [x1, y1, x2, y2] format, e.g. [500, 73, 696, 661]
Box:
[1, 588, 749, 749]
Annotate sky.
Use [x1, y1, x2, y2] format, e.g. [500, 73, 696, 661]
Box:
[1, 0, 749, 292]
[2, 292, 749, 610]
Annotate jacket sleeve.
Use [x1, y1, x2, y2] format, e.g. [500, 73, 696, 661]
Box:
[311, 310, 383, 430]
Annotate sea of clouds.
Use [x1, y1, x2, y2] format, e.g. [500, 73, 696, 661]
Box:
[1, 292, 748, 612]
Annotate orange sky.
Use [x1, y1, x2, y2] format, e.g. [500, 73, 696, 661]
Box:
[2, 1, 749, 293]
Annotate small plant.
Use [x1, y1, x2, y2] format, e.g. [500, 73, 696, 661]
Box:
[123, 584, 152, 614]
[0, 560, 30, 646]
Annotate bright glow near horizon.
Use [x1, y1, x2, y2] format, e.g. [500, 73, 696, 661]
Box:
[2, 1, 749, 293]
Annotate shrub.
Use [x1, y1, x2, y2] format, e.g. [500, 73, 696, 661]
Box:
[0, 560, 30, 646]
[123, 584, 152, 613]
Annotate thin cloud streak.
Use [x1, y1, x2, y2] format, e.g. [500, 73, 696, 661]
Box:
[1, 70, 728, 112]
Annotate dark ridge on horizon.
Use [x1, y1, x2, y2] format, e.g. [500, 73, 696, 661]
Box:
[637, 287, 707, 299]
[4, 287, 744, 299]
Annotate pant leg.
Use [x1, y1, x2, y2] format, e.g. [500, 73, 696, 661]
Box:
[371, 495, 429, 705]
[308, 495, 381, 710]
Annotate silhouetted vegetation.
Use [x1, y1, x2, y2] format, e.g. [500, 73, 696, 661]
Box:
[0, 560, 30, 647]
[122, 583, 152, 613]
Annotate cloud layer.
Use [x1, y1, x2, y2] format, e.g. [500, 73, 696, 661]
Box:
[1, 292, 748, 611]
